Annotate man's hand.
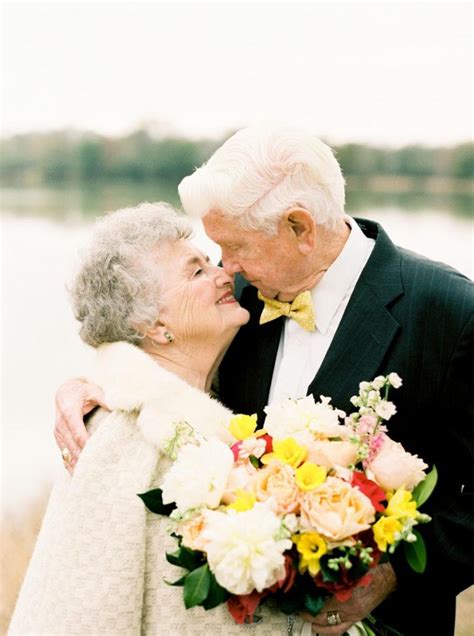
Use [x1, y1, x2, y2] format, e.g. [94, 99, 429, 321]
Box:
[300, 563, 397, 635]
[54, 378, 110, 473]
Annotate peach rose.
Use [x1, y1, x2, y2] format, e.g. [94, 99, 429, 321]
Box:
[368, 437, 427, 491]
[249, 461, 300, 514]
[179, 512, 209, 552]
[306, 440, 358, 469]
[300, 476, 375, 541]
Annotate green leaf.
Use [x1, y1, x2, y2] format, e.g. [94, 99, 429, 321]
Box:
[303, 592, 325, 616]
[412, 465, 438, 508]
[202, 572, 229, 609]
[164, 573, 188, 587]
[166, 546, 203, 571]
[183, 564, 211, 608]
[249, 455, 260, 469]
[137, 488, 176, 516]
[404, 529, 427, 573]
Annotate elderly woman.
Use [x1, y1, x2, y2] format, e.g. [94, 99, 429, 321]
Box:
[9, 203, 291, 635]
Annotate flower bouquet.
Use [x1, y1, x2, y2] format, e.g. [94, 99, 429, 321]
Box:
[139, 373, 436, 631]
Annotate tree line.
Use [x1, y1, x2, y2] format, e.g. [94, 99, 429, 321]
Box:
[1, 129, 472, 185]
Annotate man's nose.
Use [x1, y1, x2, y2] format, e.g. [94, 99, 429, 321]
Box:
[221, 257, 242, 276]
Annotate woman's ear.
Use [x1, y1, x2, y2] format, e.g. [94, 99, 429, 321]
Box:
[144, 320, 174, 345]
[285, 207, 316, 254]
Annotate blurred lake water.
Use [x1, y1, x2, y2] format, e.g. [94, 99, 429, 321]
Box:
[1, 183, 473, 516]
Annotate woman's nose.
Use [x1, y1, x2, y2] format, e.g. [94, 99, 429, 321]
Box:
[214, 266, 234, 287]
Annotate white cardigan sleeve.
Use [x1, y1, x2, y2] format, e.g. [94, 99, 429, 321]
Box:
[9, 410, 159, 636]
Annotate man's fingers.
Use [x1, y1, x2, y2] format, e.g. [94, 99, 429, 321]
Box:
[299, 612, 352, 635]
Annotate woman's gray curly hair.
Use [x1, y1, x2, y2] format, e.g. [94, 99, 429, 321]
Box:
[70, 202, 192, 347]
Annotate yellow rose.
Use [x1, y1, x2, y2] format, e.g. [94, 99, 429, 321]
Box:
[262, 438, 307, 468]
[373, 515, 402, 551]
[292, 532, 327, 576]
[229, 414, 258, 440]
[250, 461, 300, 514]
[300, 476, 375, 541]
[385, 487, 418, 519]
[295, 462, 327, 491]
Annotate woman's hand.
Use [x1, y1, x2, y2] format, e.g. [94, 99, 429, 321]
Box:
[54, 378, 110, 473]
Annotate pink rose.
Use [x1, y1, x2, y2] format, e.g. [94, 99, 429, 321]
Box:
[306, 440, 358, 469]
[300, 476, 375, 541]
[249, 461, 300, 514]
[368, 437, 427, 491]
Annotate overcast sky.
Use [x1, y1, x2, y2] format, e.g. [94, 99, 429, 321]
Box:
[2, 1, 472, 145]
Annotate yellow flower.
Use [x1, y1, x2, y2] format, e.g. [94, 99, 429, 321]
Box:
[295, 462, 327, 491]
[262, 438, 307, 468]
[385, 487, 418, 519]
[229, 414, 258, 440]
[227, 489, 256, 512]
[292, 532, 327, 576]
[373, 515, 402, 551]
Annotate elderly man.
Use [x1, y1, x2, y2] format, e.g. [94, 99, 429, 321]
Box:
[56, 126, 473, 635]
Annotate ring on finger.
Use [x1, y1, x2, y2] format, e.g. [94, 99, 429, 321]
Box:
[326, 610, 342, 626]
[61, 447, 73, 464]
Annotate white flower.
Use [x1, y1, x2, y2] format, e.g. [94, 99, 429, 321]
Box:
[367, 390, 380, 406]
[368, 437, 428, 491]
[372, 376, 386, 390]
[388, 373, 403, 389]
[264, 395, 346, 440]
[202, 502, 292, 595]
[283, 513, 299, 533]
[374, 400, 397, 420]
[161, 439, 234, 512]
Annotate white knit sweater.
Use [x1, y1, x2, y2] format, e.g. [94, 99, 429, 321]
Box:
[9, 343, 297, 636]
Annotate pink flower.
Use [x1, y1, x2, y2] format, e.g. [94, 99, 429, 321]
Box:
[306, 440, 358, 469]
[358, 415, 378, 435]
[367, 437, 428, 491]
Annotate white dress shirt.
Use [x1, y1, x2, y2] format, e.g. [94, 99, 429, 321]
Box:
[267, 217, 375, 405]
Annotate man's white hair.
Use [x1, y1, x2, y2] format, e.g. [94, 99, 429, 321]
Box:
[178, 126, 346, 235]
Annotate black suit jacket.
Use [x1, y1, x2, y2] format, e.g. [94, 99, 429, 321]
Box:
[218, 218, 473, 635]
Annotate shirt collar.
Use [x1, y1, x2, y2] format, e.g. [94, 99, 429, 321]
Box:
[311, 216, 375, 335]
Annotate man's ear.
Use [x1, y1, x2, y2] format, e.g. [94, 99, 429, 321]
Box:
[284, 208, 316, 254]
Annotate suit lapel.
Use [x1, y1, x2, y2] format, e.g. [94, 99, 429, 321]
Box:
[307, 219, 404, 410]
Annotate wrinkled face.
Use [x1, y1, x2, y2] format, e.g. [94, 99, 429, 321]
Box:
[154, 239, 249, 341]
[202, 210, 308, 299]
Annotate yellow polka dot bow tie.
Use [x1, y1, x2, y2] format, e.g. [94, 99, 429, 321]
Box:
[258, 290, 316, 332]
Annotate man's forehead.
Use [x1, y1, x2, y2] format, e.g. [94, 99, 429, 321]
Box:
[203, 211, 250, 240]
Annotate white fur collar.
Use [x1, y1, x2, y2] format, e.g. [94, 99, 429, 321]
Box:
[89, 342, 235, 450]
